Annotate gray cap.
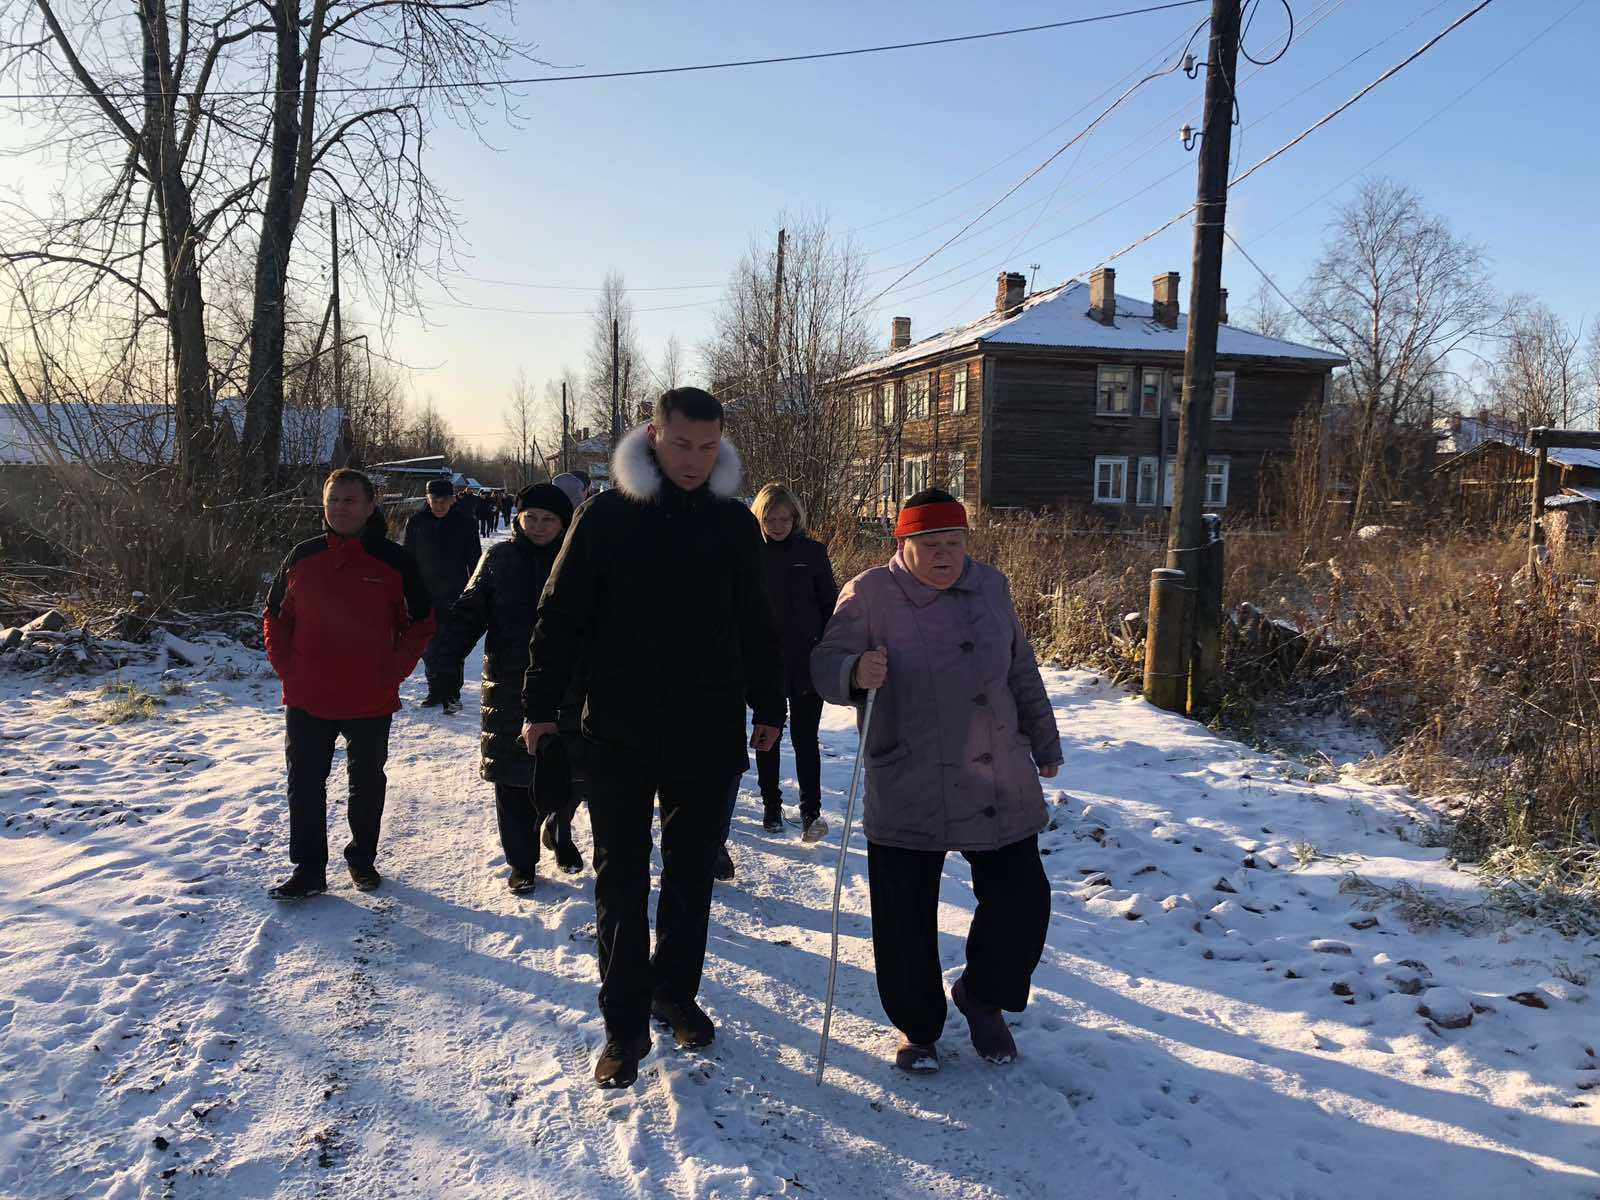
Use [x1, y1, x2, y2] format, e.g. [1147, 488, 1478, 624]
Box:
[551, 473, 587, 509]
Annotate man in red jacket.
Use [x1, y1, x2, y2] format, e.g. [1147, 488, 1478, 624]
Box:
[263, 468, 436, 900]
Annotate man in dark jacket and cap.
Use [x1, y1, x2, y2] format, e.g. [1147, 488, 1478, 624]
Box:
[263, 468, 435, 899]
[522, 386, 784, 1090]
[429, 481, 582, 893]
[403, 479, 482, 713]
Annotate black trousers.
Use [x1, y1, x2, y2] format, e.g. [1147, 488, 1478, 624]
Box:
[755, 691, 824, 818]
[493, 736, 580, 874]
[284, 707, 393, 875]
[586, 744, 734, 1038]
[866, 834, 1051, 1046]
[420, 590, 462, 700]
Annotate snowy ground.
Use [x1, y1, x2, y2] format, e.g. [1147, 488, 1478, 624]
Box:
[2, 562, 1598, 1198]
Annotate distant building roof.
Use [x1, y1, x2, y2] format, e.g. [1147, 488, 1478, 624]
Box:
[838, 279, 1346, 381]
[0, 400, 344, 467]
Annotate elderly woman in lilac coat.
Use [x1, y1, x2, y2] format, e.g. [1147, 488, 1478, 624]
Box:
[812, 488, 1061, 1073]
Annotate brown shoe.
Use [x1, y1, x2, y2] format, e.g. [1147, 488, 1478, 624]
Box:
[952, 977, 1017, 1064]
[894, 1036, 940, 1073]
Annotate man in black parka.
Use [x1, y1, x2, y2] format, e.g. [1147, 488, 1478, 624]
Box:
[522, 387, 784, 1090]
[402, 479, 482, 713]
[429, 482, 581, 892]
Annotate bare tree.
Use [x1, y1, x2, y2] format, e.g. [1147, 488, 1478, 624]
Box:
[1483, 301, 1591, 432]
[702, 211, 875, 526]
[651, 333, 687, 393]
[502, 367, 541, 485]
[582, 272, 642, 437]
[1299, 178, 1501, 525]
[1240, 282, 1293, 340]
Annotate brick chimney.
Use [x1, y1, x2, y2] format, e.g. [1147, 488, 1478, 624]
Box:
[995, 271, 1026, 316]
[1218, 287, 1229, 326]
[1152, 272, 1180, 328]
[891, 316, 911, 351]
[1090, 267, 1116, 325]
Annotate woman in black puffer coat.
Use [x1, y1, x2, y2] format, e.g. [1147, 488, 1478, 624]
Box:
[431, 482, 583, 892]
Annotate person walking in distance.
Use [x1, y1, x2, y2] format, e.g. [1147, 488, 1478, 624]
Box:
[522, 387, 783, 1089]
[263, 469, 435, 899]
[748, 483, 838, 843]
[811, 489, 1062, 1073]
[429, 483, 580, 893]
[402, 479, 481, 714]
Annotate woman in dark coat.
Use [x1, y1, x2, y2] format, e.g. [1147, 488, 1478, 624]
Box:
[431, 482, 582, 892]
[750, 482, 838, 842]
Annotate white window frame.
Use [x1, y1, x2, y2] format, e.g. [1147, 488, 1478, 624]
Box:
[947, 450, 966, 500]
[1136, 456, 1161, 507]
[903, 454, 930, 497]
[906, 376, 929, 421]
[878, 461, 894, 513]
[1213, 371, 1235, 422]
[1139, 367, 1165, 419]
[1093, 456, 1128, 505]
[1205, 457, 1230, 506]
[881, 380, 897, 424]
[951, 364, 969, 414]
[1164, 459, 1176, 507]
[1096, 366, 1133, 417]
[852, 389, 873, 429]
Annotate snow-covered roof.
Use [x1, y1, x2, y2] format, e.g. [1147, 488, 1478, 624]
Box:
[0, 401, 344, 467]
[1549, 446, 1600, 471]
[839, 280, 1346, 380]
[1433, 414, 1523, 457]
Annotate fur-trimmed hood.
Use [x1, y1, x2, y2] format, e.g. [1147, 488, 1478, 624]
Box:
[610, 423, 743, 503]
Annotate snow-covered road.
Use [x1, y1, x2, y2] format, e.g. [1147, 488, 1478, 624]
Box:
[2, 580, 1597, 1198]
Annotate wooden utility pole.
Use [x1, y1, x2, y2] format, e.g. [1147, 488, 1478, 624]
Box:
[561, 380, 570, 475]
[1144, 0, 1241, 715]
[770, 227, 786, 393]
[330, 204, 343, 410]
[610, 317, 621, 442]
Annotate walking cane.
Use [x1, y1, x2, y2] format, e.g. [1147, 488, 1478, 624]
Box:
[815, 683, 878, 1085]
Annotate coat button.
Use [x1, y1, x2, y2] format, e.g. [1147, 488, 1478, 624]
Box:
[973, 693, 988, 705]
[977, 752, 992, 764]
[960, 641, 975, 652]
[984, 806, 998, 817]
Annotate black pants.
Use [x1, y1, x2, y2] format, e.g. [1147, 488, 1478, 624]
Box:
[285, 707, 393, 875]
[755, 692, 824, 819]
[493, 736, 581, 874]
[586, 743, 734, 1038]
[421, 590, 462, 700]
[866, 834, 1050, 1046]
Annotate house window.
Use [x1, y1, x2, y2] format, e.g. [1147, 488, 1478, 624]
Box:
[1096, 366, 1132, 416]
[904, 455, 929, 497]
[1136, 457, 1161, 506]
[951, 365, 969, 414]
[1205, 457, 1230, 506]
[947, 450, 966, 500]
[1213, 371, 1235, 421]
[1139, 368, 1165, 418]
[1093, 456, 1128, 504]
[881, 381, 897, 424]
[852, 390, 873, 429]
[906, 377, 929, 421]
[879, 461, 894, 513]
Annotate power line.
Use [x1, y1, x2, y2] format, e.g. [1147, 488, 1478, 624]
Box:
[1221, 229, 1339, 345]
[0, 2, 1209, 103]
[441, 273, 722, 293]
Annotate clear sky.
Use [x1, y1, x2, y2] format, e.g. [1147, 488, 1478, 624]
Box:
[11, 1, 1600, 448]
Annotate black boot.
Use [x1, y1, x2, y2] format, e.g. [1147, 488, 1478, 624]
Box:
[507, 866, 536, 894]
[541, 812, 584, 874]
[651, 993, 716, 1049]
[761, 800, 784, 833]
[268, 867, 327, 900]
[801, 812, 829, 844]
[348, 861, 381, 891]
[418, 692, 441, 708]
[594, 1032, 652, 1089]
[713, 843, 735, 882]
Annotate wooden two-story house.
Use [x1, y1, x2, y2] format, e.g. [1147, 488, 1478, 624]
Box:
[836, 268, 1345, 519]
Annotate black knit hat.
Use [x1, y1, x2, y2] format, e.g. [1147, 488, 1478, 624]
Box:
[425, 478, 454, 497]
[517, 481, 574, 528]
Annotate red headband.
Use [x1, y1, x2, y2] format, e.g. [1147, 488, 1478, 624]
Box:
[894, 501, 969, 539]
